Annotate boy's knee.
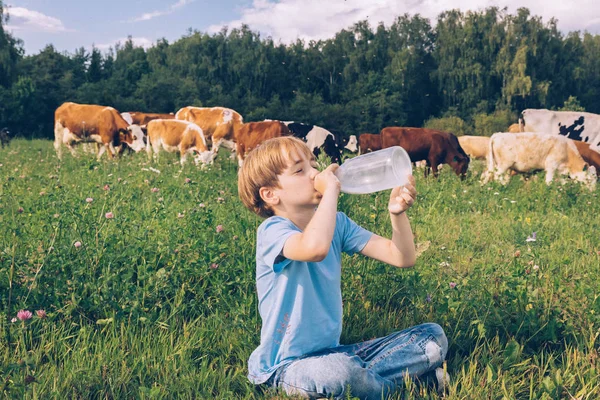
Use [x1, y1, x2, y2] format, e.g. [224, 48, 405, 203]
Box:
[420, 323, 448, 363]
[280, 353, 385, 399]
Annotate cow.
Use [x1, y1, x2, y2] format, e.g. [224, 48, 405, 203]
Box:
[458, 136, 490, 160]
[235, 121, 291, 166]
[520, 109, 600, 151]
[508, 123, 521, 133]
[0, 127, 11, 148]
[380, 127, 470, 179]
[175, 106, 243, 154]
[573, 140, 600, 173]
[121, 112, 175, 126]
[146, 119, 215, 166]
[358, 133, 382, 154]
[283, 122, 342, 163]
[326, 128, 358, 154]
[481, 132, 596, 189]
[54, 102, 146, 160]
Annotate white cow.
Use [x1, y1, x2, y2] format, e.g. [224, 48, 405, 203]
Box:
[520, 109, 600, 152]
[482, 132, 596, 189]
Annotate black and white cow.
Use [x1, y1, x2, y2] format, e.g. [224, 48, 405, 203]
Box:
[520, 109, 600, 152]
[0, 127, 11, 148]
[283, 122, 357, 163]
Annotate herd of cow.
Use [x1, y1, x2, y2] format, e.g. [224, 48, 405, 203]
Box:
[3, 102, 600, 190]
[360, 110, 600, 189]
[51, 102, 357, 167]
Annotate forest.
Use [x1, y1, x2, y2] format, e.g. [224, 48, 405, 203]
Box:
[1, 2, 600, 139]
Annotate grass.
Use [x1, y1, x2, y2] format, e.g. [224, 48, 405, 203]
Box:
[1, 139, 599, 399]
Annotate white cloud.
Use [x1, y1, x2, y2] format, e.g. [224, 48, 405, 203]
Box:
[129, 0, 195, 22]
[96, 37, 155, 51]
[3, 6, 70, 32]
[207, 0, 600, 43]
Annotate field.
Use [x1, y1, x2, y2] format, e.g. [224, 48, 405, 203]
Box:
[1, 139, 599, 399]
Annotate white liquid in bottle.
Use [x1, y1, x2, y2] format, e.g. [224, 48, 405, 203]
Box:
[335, 146, 412, 194]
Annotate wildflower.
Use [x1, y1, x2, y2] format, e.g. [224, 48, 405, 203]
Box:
[233, 235, 238, 240]
[216, 225, 224, 233]
[117, 177, 122, 182]
[105, 212, 114, 219]
[199, 203, 205, 208]
[449, 282, 457, 289]
[17, 207, 24, 213]
[217, 197, 225, 203]
[177, 213, 184, 218]
[514, 250, 521, 258]
[74, 241, 82, 248]
[219, 190, 225, 195]
[151, 187, 159, 193]
[144, 179, 150, 184]
[426, 294, 432, 302]
[533, 264, 539, 270]
[86, 197, 93, 203]
[35, 310, 47, 319]
[439, 261, 450, 267]
[11, 317, 17, 323]
[17, 310, 33, 321]
[103, 184, 110, 191]
[210, 263, 219, 269]
[526, 232, 537, 242]
[185, 178, 191, 184]
[39, 191, 46, 196]
[53, 213, 60, 218]
[525, 303, 533, 311]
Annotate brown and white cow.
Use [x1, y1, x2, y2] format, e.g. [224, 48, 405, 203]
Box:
[175, 106, 243, 154]
[121, 112, 175, 126]
[235, 121, 291, 166]
[54, 102, 145, 160]
[358, 133, 382, 154]
[481, 132, 596, 188]
[458, 136, 490, 160]
[573, 140, 600, 173]
[146, 119, 215, 166]
[381, 127, 470, 178]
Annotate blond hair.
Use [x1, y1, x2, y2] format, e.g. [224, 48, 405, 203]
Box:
[238, 136, 314, 218]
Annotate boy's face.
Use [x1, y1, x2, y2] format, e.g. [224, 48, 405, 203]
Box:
[273, 150, 322, 210]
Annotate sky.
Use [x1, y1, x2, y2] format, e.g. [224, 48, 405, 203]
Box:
[3, 0, 600, 55]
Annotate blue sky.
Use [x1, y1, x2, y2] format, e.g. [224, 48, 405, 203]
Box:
[4, 0, 600, 55]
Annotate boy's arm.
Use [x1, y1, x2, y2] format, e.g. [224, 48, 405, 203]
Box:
[282, 165, 340, 262]
[359, 176, 417, 268]
[360, 213, 416, 268]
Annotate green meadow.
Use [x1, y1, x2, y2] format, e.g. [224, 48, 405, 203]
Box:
[1, 139, 599, 399]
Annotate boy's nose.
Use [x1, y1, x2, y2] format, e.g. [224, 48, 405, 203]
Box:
[309, 168, 319, 180]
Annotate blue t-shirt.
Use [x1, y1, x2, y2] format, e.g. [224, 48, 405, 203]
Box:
[247, 212, 373, 384]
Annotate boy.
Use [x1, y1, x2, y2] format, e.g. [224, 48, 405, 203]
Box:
[238, 137, 448, 399]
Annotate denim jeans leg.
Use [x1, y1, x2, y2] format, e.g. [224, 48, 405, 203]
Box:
[348, 323, 448, 383]
[273, 352, 395, 400]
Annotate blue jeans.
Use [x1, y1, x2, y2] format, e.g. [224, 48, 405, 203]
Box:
[267, 323, 448, 400]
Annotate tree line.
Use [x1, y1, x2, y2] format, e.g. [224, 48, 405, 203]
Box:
[1, 2, 599, 139]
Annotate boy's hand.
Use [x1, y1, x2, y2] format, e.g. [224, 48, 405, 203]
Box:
[388, 175, 417, 214]
[314, 164, 340, 195]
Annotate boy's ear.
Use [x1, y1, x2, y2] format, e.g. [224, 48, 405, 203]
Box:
[259, 186, 279, 206]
